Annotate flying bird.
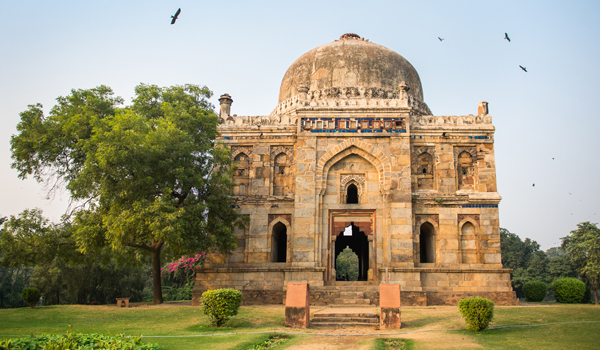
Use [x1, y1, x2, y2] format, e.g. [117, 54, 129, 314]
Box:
[519, 65, 527, 72]
[438, 37, 444, 41]
[171, 8, 181, 24]
[552, 158, 555, 160]
[504, 33, 511, 42]
[532, 183, 535, 187]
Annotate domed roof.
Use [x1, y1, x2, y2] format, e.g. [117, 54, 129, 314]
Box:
[278, 34, 424, 104]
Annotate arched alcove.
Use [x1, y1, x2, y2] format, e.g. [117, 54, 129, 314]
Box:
[416, 153, 434, 190]
[233, 153, 249, 196]
[460, 222, 478, 263]
[271, 222, 287, 263]
[457, 151, 474, 190]
[419, 222, 436, 263]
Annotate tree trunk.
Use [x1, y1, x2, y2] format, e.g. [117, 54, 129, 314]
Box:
[594, 289, 598, 305]
[151, 247, 163, 304]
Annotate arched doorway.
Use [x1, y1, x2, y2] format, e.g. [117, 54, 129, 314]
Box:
[335, 223, 369, 281]
[271, 222, 287, 263]
[419, 222, 435, 263]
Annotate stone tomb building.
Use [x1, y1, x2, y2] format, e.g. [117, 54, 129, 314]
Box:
[192, 34, 517, 306]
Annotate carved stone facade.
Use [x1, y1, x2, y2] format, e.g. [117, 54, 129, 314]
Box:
[192, 34, 516, 306]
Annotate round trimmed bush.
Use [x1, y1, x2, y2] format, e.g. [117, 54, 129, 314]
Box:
[523, 281, 547, 302]
[201, 288, 243, 326]
[458, 297, 495, 331]
[21, 287, 41, 308]
[552, 277, 586, 303]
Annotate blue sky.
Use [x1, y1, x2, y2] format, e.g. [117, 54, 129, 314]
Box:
[1, 1, 599, 249]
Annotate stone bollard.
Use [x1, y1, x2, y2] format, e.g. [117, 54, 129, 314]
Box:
[379, 284, 401, 329]
[285, 283, 310, 328]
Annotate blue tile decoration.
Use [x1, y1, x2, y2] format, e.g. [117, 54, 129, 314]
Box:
[301, 117, 406, 134]
[461, 204, 498, 208]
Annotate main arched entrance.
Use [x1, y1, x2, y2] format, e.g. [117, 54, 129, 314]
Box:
[327, 209, 376, 282]
[335, 224, 369, 281]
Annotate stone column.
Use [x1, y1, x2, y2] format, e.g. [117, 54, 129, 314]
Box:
[478, 101, 489, 116]
[298, 83, 309, 101]
[285, 283, 310, 328]
[219, 93, 233, 119]
[380, 284, 401, 329]
[397, 81, 410, 107]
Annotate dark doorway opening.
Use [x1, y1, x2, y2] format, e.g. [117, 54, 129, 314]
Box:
[271, 222, 287, 262]
[419, 222, 435, 263]
[346, 184, 359, 204]
[335, 223, 369, 280]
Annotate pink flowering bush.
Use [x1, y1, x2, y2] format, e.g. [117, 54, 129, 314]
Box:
[161, 252, 206, 301]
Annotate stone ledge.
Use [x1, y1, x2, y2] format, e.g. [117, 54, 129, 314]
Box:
[380, 267, 513, 274]
[199, 266, 326, 273]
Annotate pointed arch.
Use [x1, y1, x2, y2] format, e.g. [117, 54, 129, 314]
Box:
[268, 217, 291, 263]
[458, 218, 481, 264]
[315, 138, 392, 193]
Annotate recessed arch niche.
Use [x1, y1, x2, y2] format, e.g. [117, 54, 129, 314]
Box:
[419, 222, 436, 263]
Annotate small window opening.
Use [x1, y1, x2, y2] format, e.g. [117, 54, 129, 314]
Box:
[463, 168, 467, 175]
[422, 168, 427, 174]
[271, 223, 287, 263]
[346, 184, 358, 204]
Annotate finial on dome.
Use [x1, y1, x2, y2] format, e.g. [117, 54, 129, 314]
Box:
[339, 33, 361, 40]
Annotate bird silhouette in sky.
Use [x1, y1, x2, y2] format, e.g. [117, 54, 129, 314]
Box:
[532, 183, 535, 187]
[171, 8, 181, 24]
[504, 33, 511, 42]
[519, 65, 528, 72]
[552, 157, 555, 160]
[438, 37, 444, 41]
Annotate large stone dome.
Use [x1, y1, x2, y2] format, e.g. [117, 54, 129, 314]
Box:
[278, 34, 424, 104]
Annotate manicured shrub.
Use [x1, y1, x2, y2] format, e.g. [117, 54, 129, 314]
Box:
[21, 287, 41, 308]
[458, 297, 495, 331]
[552, 277, 586, 303]
[0, 333, 163, 349]
[201, 288, 243, 326]
[523, 281, 548, 302]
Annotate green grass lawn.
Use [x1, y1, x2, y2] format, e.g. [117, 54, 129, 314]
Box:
[0, 302, 599, 349]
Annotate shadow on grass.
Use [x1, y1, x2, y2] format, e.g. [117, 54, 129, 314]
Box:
[374, 338, 415, 350]
[400, 315, 455, 329]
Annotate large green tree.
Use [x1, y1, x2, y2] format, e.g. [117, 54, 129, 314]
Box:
[10, 84, 246, 304]
[561, 222, 600, 305]
[0, 209, 147, 305]
[500, 228, 548, 297]
[335, 247, 359, 281]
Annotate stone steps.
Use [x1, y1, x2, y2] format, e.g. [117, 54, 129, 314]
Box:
[333, 298, 371, 305]
[311, 308, 379, 328]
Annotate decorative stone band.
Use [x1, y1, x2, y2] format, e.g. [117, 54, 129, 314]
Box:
[272, 86, 432, 116]
[411, 113, 493, 127]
